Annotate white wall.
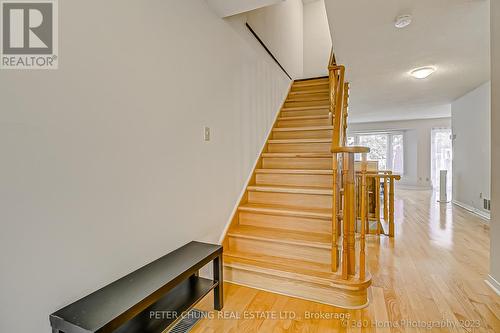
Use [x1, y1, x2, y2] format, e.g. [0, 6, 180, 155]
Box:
[451, 82, 491, 216]
[303, 0, 331, 78]
[247, 0, 304, 79]
[0, 1, 291, 332]
[349, 117, 451, 189]
[489, 0, 500, 292]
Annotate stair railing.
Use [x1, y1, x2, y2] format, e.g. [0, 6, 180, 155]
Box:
[329, 49, 370, 281]
[358, 171, 401, 237]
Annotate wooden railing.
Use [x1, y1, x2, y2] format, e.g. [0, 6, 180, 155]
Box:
[332, 146, 370, 280]
[328, 50, 400, 281]
[361, 172, 401, 237]
[329, 50, 369, 280]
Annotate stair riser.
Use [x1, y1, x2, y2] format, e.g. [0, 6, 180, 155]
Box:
[277, 118, 331, 128]
[291, 84, 329, 93]
[248, 191, 332, 209]
[228, 237, 330, 264]
[284, 100, 330, 108]
[256, 173, 332, 187]
[272, 129, 332, 140]
[292, 80, 329, 87]
[281, 109, 329, 117]
[267, 142, 331, 153]
[224, 267, 369, 308]
[239, 211, 331, 233]
[262, 157, 332, 169]
[286, 94, 329, 102]
[288, 85, 330, 94]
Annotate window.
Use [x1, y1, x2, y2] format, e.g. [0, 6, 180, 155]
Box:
[347, 132, 404, 173]
[431, 128, 452, 191]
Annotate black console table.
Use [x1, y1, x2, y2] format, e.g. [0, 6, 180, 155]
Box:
[49, 241, 223, 333]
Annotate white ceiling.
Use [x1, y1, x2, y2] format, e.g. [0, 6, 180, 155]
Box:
[324, 0, 490, 123]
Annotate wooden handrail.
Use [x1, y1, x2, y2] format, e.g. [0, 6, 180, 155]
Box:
[332, 146, 370, 153]
[329, 65, 345, 150]
[329, 47, 336, 66]
[342, 82, 349, 146]
[328, 48, 371, 280]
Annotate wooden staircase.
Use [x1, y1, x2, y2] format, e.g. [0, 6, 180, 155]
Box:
[222, 77, 371, 308]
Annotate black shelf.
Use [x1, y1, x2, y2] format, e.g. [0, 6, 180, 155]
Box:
[114, 276, 217, 333]
[50, 241, 223, 333]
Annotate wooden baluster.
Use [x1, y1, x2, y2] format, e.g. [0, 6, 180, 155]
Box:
[375, 175, 381, 234]
[365, 176, 375, 234]
[359, 153, 367, 280]
[331, 154, 338, 271]
[389, 176, 395, 237]
[341, 153, 349, 279]
[345, 153, 356, 276]
[383, 175, 388, 221]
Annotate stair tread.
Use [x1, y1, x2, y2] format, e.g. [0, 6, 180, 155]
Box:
[256, 168, 333, 175]
[278, 115, 330, 121]
[228, 225, 331, 248]
[262, 152, 332, 158]
[289, 89, 329, 95]
[282, 105, 330, 111]
[224, 251, 369, 287]
[224, 251, 333, 278]
[239, 203, 331, 219]
[293, 80, 329, 86]
[273, 126, 333, 132]
[247, 184, 332, 195]
[268, 138, 331, 144]
[286, 97, 330, 102]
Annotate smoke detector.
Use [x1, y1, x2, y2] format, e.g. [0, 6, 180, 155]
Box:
[395, 15, 412, 29]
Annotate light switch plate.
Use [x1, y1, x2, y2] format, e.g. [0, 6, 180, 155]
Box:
[204, 127, 210, 141]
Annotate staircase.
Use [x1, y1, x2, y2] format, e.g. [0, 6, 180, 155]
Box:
[222, 77, 371, 309]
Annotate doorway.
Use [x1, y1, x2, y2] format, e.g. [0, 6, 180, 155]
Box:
[431, 128, 453, 196]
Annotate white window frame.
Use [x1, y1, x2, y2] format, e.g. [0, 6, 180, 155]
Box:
[347, 131, 405, 175]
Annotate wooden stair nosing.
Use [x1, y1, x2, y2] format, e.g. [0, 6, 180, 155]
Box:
[227, 226, 331, 249]
[224, 253, 335, 286]
[288, 89, 329, 95]
[238, 203, 332, 220]
[292, 80, 329, 87]
[255, 169, 333, 175]
[278, 115, 330, 121]
[261, 152, 332, 158]
[268, 138, 332, 144]
[281, 105, 330, 112]
[224, 252, 371, 289]
[273, 126, 333, 132]
[247, 185, 332, 195]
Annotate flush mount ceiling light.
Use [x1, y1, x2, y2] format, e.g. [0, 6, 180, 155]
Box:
[395, 14, 412, 29]
[410, 66, 436, 79]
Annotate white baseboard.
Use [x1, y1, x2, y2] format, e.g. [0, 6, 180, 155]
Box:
[485, 275, 500, 296]
[452, 200, 491, 220]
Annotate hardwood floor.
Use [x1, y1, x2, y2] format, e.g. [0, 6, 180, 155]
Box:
[192, 189, 500, 332]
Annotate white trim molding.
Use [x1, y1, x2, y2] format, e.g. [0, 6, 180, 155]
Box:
[485, 275, 500, 296]
[452, 200, 491, 220]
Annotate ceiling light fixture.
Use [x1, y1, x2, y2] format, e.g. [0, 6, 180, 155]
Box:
[410, 66, 436, 79]
[395, 15, 412, 29]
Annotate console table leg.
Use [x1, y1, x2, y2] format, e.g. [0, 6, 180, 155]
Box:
[213, 254, 223, 310]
